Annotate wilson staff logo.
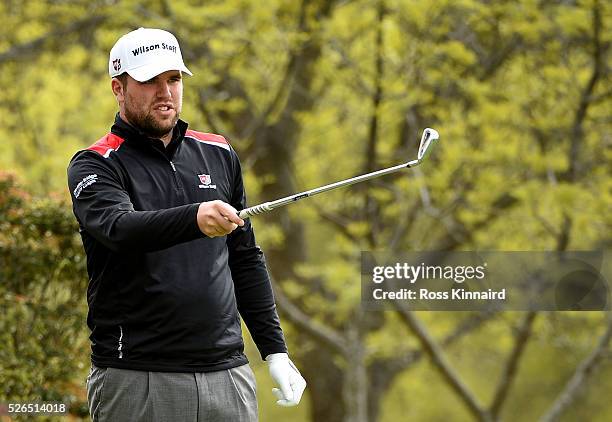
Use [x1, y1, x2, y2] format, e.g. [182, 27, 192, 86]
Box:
[198, 174, 216, 189]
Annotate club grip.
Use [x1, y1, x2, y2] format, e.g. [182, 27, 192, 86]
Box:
[238, 202, 273, 219]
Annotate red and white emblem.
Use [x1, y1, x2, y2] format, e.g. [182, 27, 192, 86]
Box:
[198, 174, 211, 185]
[197, 173, 216, 189]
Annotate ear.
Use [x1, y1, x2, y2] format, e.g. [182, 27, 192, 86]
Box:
[111, 78, 125, 103]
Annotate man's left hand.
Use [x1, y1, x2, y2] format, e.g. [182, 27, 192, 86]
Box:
[265, 353, 307, 407]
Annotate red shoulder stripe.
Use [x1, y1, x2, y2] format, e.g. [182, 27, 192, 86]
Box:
[87, 133, 125, 158]
[185, 130, 229, 146]
[185, 129, 228, 144]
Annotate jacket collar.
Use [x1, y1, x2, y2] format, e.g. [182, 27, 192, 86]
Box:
[110, 113, 188, 158]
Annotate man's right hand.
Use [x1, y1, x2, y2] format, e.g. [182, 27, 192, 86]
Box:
[197, 200, 245, 237]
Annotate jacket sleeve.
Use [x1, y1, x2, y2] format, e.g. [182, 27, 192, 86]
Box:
[67, 151, 203, 253]
[226, 148, 288, 360]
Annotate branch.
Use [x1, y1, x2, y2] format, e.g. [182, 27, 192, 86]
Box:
[362, 0, 386, 246]
[479, 34, 521, 81]
[388, 197, 422, 253]
[0, 15, 107, 64]
[590, 88, 612, 104]
[489, 311, 537, 418]
[432, 191, 519, 251]
[316, 207, 360, 243]
[555, 214, 572, 252]
[240, 0, 309, 139]
[373, 310, 498, 374]
[396, 307, 492, 421]
[530, 201, 560, 239]
[442, 311, 499, 348]
[197, 88, 223, 135]
[271, 276, 350, 355]
[540, 313, 612, 422]
[367, 311, 498, 422]
[326, 38, 377, 96]
[566, 0, 606, 181]
[363, 0, 385, 176]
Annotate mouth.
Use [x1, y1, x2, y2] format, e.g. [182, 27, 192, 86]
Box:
[153, 104, 175, 117]
[154, 104, 174, 111]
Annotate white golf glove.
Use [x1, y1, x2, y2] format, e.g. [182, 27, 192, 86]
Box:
[265, 353, 307, 407]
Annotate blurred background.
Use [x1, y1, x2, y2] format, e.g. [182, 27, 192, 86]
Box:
[0, 0, 611, 421]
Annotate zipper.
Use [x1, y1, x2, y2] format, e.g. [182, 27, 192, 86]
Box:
[169, 161, 182, 190]
[118, 325, 124, 359]
[149, 146, 183, 191]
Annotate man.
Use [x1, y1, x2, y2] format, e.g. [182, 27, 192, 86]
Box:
[67, 27, 306, 422]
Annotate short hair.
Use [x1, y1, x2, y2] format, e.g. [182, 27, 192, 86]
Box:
[116, 72, 129, 89]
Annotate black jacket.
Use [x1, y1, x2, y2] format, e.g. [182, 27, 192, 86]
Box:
[67, 114, 287, 372]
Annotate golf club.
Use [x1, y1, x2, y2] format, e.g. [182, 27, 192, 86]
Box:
[237, 128, 440, 219]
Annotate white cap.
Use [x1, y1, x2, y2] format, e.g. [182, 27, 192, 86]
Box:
[109, 28, 193, 82]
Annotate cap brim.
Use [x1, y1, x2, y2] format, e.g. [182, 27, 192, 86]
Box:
[127, 61, 193, 82]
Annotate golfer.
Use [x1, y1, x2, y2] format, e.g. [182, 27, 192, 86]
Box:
[67, 28, 306, 421]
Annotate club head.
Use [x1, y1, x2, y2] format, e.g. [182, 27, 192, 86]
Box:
[417, 128, 439, 161]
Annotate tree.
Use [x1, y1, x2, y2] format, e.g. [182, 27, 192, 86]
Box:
[0, 0, 610, 421]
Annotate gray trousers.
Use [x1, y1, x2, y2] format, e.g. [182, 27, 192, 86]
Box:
[86, 364, 258, 422]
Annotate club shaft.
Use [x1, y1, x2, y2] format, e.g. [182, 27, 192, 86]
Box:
[238, 159, 420, 219]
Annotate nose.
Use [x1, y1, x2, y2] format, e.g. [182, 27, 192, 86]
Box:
[156, 80, 172, 99]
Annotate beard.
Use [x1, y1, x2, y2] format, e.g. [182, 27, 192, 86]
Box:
[124, 102, 180, 139]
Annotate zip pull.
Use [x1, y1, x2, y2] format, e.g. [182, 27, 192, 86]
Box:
[170, 161, 177, 171]
[118, 325, 124, 359]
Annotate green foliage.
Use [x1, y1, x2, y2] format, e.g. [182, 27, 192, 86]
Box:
[0, 0, 611, 421]
[0, 173, 89, 418]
